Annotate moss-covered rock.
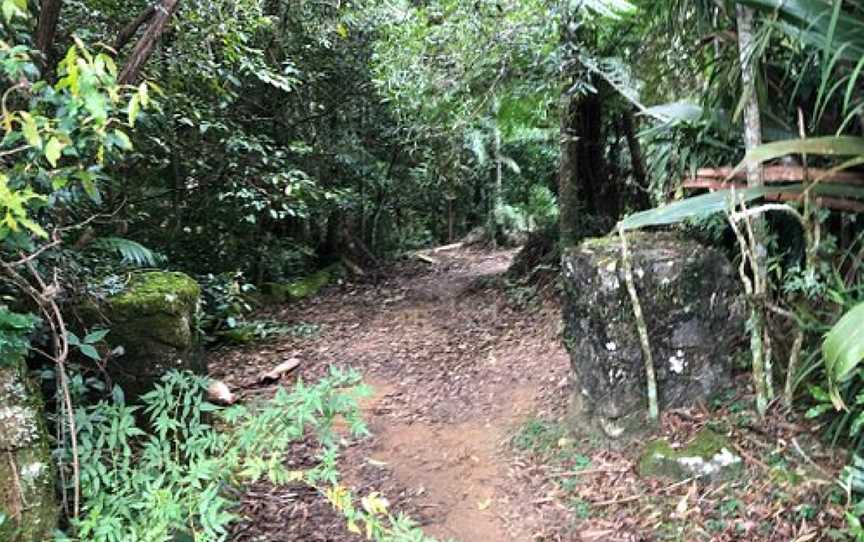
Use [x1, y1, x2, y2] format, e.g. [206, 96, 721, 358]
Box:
[562, 232, 744, 444]
[258, 264, 341, 305]
[0, 357, 57, 541]
[80, 271, 203, 402]
[638, 429, 743, 481]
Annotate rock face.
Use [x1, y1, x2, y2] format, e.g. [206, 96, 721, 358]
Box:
[83, 271, 202, 402]
[0, 357, 57, 540]
[562, 232, 743, 442]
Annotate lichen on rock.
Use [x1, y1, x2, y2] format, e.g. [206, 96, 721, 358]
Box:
[637, 428, 743, 481]
[562, 232, 744, 444]
[0, 357, 58, 541]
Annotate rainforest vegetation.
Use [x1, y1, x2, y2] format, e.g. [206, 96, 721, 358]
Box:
[2, 0, 864, 540]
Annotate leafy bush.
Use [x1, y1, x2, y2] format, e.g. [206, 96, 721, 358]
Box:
[197, 272, 256, 334]
[0, 307, 38, 363]
[59, 368, 438, 542]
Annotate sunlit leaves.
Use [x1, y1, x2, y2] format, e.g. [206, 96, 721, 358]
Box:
[1, 0, 26, 22]
[17, 111, 40, 148]
[0, 32, 149, 246]
[0, 174, 48, 239]
[44, 137, 65, 167]
[823, 302, 864, 409]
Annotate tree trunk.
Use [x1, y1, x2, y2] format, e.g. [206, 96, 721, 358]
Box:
[736, 4, 773, 415]
[35, 0, 62, 64]
[114, 4, 157, 53]
[119, 0, 181, 85]
[622, 109, 650, 209]
[559, 93, 581, 247]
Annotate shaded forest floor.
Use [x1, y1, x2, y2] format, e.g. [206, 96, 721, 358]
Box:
[208, 246, 850, 541]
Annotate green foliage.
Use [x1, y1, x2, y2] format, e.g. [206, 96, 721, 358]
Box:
[823, 302, 864, 405]
[90, 237, 164, 267]
[66, 329, 109, 362]
[0, 307, 38, 363]
[61, 367, 439, 542]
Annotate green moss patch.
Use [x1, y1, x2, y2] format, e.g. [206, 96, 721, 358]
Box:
[258, 264, 342, 305]
[638, 429, 743, 481]
[110, 271, 201, 318]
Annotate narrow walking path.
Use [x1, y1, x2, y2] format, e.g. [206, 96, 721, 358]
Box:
[210, 246, 573, 541]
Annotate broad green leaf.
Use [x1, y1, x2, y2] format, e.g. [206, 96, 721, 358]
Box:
[619, 186, 790, 231]
[823, 302, 864, 385]
[79, 343, 100, 360]
[1, 0, 24, 21]
[113, 130, 133, 150]
[128, 94, 141, 125]
[736, 136, 864, 172]
[138, 82, 150, 107]
[81, 177, 101, 203]
[84, 329, 110, 344]
[642, 101, 703, 123]
[44, 137, 65, 167]
[619, 182, 864, 231]
[18, 217, 48, 238]
[18, 111, 41, 148]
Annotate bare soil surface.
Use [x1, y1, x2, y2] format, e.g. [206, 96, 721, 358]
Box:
[209, 246, 848, 542]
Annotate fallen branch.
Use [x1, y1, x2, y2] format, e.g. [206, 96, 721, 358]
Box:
[414, 253, 439, 265]
[428, 242, 464, 253]
[258, 357, 301, 384]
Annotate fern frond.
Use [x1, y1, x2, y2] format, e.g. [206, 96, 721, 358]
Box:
[92, 237, 164, 267]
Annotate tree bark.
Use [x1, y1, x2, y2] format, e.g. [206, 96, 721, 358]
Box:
[114, 4, 157, 53]
[35, 0, 63, 63]
[622, 109, 650, 209]
[558, 1, 581, 247]
[736, 4, 773, 415]
[118, 0, 181, 85]
[558, 93, 581, 247]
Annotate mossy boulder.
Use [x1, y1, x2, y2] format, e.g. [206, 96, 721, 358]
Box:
[258, 264, 341, 305]
[562, 232, 744, 443]
[638, 429, 743, 481]
[80, 271, 203, 402]
[0, 357, 57, 541]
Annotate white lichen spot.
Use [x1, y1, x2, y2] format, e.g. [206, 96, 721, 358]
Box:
[636, 267, 645, 279]
[601, 273, 620, 291]
[677, 448, 741, 476]
[669, 352, 685, 374]
[0, 405, 39, 445]
[600, 418, 626, 438]
[20, 461, 45, 485]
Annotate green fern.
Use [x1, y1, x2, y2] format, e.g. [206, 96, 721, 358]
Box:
[92, 237, 164, 267]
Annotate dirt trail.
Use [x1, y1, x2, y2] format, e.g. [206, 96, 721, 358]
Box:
[212, 246, 573, 541]
[213, 245, 850, 542]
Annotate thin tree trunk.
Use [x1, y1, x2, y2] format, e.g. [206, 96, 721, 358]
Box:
[114, 4, 157, 53]
[559, 93, 581, 247]
[736, 4, 773, 415]
[622, 109, 650, 209]
[491, 126, 503, 247]
[119, 0, 181, 85]
[35, 0, 62, 64]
